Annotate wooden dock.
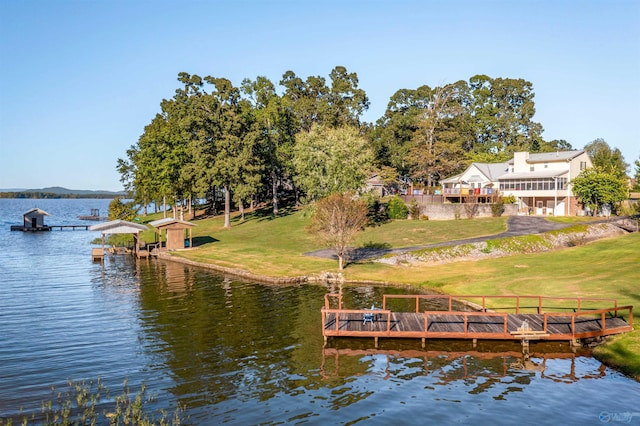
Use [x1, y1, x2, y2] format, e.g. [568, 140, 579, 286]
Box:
[11, 224, 91, 231]
[50, 225, 90, 230]
[322, 294, 633, 346]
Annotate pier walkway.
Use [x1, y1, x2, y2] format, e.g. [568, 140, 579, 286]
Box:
[322, 294, 633, 346]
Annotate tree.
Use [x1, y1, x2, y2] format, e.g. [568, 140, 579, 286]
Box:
[410, 82, 468, 188]
[242, 76, 296, 215]
[584, 138, 629, 180]
[468, 75, 544, 154]
[280, 66, 369, 132]
[280, 70, 330, 132]
[572, 167, 627, 216]
[308, 192, 368, 270]
[108, 197, 137, 221]
[189, 75, 260, 228]
[370, 86, 431, 183]
[293, 125, 374, 200]
[326, 66, 370, 128]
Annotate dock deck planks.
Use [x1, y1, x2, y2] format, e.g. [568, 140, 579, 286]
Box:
[323, 307, 632, 342]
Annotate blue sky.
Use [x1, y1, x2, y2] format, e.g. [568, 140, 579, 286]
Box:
[1, 0, 638, 191]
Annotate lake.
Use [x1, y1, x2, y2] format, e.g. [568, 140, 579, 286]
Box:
[0, 198, 638, 425]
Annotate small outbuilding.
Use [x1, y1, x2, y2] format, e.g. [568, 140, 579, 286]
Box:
[89, 219, 149, 260]
[10, 208, 51, 231]
[149, 218, 195, 251]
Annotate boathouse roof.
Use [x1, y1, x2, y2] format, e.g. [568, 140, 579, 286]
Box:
[148, 218, 196, 229]
[23, 208, 50, 217]
[89, 219, 148, 234]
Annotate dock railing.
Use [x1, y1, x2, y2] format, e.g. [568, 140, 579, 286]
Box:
[543, 305, 634, 340]
[423, 310, 510, 339]
[382, 294, 622, 316]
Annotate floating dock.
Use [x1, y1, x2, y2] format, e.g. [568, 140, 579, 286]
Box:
[322, 294, 633, 347]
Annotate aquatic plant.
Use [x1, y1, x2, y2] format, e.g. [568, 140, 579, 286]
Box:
[2, 378, 185, 426]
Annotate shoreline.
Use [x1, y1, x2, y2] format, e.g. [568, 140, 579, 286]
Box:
[155, 225, 638, 382]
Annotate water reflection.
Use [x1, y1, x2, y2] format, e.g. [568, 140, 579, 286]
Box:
[320, 346, 607, 386]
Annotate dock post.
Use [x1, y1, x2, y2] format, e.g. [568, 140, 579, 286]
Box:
[421, 338, 426, 349]
[374, 337, 378, 349]
[570, 339, 581, 352]
[472, 338, 477, 348]
[521, 338, 530, 359]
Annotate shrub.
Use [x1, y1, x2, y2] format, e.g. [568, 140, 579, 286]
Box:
[463, 202, 479, 219]
[387, 196, 409, 219]
[502, 195, 517, 204]
[361, 191, 389, 226]
[491, 199, 505, 217]
[408, 200, 421, 220]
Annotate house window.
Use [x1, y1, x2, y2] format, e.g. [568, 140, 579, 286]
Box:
[580, 161, 587, 170]
[530, 166, 535, 172]
[544, 164, 548, 168]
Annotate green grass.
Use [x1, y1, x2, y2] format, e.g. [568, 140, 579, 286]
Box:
[592, 332, 640, 380]
[152, 207, 507, 278]
[355, 217, 506, 247]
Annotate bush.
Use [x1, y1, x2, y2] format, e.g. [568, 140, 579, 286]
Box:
[387, 196, 409, 219]
[408, 200, 421, 220]
[361, 191, 389, 226]
[502, 195, 517, 204]
[491, 199, 505, 217]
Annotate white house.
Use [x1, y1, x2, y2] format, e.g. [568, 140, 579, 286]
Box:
[440, 150, 592, 216]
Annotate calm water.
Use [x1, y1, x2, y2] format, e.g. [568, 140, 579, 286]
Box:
[0, 199, 639, 425]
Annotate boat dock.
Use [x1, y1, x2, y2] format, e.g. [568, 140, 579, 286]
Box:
[322, 294, 633, 347]
[10, 224, 90, 231]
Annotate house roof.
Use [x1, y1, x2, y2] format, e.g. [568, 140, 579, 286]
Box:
[24, 208, 49, 216]
[474, 162, 510, 180]
[89, 219, 148, 234]
[440, 173, 463, 184]
[440, 162, 508, 184]
[497, 170, 568, 180]
[148, 218, 196, 229]
[508, 150, 585, 164]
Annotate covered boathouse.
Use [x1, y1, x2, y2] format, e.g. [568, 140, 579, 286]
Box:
[148, 218, 195, 251]
[10, 208, 51, 231]
[89, 219, 149, 261]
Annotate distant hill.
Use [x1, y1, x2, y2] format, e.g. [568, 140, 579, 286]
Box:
[0, 187, 126, 199]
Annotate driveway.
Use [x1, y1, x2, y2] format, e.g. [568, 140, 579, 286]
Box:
[303, 216, 618, 261]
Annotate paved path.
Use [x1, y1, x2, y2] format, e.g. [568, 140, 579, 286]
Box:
[304, 216, 623, 261]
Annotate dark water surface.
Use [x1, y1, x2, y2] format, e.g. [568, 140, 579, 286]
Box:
[1, 199, 639, 425]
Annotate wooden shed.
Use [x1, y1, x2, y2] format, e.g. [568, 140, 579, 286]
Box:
[10, 208, 51, 231]
[149, 218, 195, 250]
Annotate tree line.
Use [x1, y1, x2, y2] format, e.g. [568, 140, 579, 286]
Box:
[117, 66, 635, 226]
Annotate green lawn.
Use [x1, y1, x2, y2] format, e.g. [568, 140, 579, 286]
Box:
[155, 207, 507, 278]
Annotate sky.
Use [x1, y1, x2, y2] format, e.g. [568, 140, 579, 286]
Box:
[1, 0, 639, 192]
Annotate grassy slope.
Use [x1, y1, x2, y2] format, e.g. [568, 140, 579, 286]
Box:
[160, 208, 507, 278]
[141, 208, 639, 379]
